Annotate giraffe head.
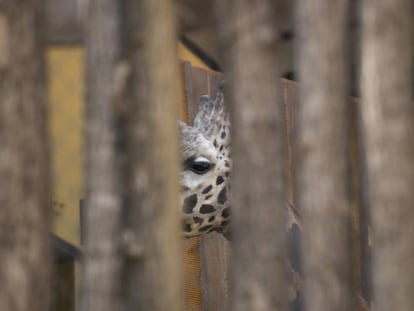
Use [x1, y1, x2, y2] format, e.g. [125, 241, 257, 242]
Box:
[179, 86, 231, 238]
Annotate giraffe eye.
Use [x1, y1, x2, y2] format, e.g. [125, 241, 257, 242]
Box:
[189, 158, 212, 175]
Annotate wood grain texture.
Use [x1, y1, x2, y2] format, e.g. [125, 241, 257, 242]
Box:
[360, 1, 414, 310]
[296, 1, 354, 310]
[200, 70, 232, 311]
[122, 1, 183, 310]
[181, 61, 203, 311]
[80, 1, 123, 310]
[0, 1, 52, 310]
[200, 232, 231, 311]
[216, 1, 289, 310]
[182, 63, 232, 311]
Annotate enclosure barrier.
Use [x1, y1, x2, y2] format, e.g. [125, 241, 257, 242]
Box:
[0, 2, 52, 311]
[0, 1, 412, 311]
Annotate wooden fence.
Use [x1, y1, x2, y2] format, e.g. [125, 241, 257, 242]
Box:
[0, 1, 412, 311]
[180, 64, 368, 311]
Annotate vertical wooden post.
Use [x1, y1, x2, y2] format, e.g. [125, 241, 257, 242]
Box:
[360, 1, 414, 310]
[0, 2, 51, 310]
[123, 1, 183, 310]
[216, 1, 288, 310]
[80, 1, 123, 311]
[296, 1, 354, 310]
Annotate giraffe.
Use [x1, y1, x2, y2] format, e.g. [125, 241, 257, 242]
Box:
[178, 84, 370, 311]
[179, 85, 231, 238]
[178, 84, 303, 305]
[179, 84, 300, 240]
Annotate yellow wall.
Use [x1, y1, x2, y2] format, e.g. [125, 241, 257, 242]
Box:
[47, 41, 210, 311]
[178, 42, 210, 70]
[48, 44, 211, 248]
[47, 47, 84, 247]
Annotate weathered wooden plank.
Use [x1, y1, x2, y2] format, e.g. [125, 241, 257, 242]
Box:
[360, 1, 414, 310]
[80, 1, 123, 310]
[199, 70, 231, 311]
[200, 232, 231, 311]
[122, 1, 183, 310]
[296, 1, 354, 310]
[216, 1, 289, 310]
[181, 61, 203, 311]
[0, 2, 52, 310]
